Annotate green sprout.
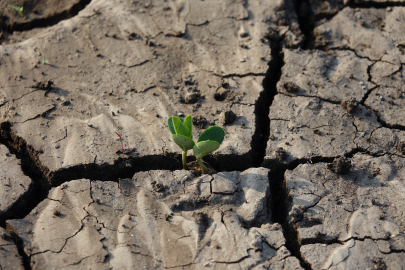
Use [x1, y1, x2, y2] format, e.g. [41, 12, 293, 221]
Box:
[168, 115, 194, 170]
[7, 4, 23, 17]
[42, 54, 49, 65]
[168, 115, 225, 174]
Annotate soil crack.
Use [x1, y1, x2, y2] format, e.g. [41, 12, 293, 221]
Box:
[2, 0, 92, 34]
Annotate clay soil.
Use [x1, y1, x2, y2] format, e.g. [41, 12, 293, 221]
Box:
[1, 0, 405, 269]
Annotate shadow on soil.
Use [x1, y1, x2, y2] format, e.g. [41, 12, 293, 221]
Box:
[3, 0, 91, 33]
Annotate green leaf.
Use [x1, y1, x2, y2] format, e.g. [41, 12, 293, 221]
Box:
[197, 126, 225, 144]
[42, 54, 49, 65]
[172, 117, 184, 134]
[167, 117, 176, 135]
[173, 134, 195, 151]
[193, 140, 220, 159]
[7, 4, 23, 17]
[183, 115, 193, 139]
[173, 116, 192, 138]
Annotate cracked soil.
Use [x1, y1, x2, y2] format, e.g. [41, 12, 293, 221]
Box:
[1, 0, 405, 269]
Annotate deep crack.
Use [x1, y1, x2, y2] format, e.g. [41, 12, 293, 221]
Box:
[348, 0, 405, 8]
[2, 0, 92, 34]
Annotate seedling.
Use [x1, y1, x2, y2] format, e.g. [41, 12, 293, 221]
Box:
[115, 131, 123, 151]
[193, 126, 224, 174]
[168, 115, 194, 170]
[42, 54, 49, 65]
[167, 115, 225, 174]
[7, 4, 23, 17]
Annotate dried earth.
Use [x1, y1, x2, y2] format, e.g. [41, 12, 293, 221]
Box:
[1, 0, 405, 269]
[286, 154, 405, 269]
[7, 168, 304, 269]
[0, 143, 33, 226]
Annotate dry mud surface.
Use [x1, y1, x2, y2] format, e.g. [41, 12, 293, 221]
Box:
[1, 0, 405, 269]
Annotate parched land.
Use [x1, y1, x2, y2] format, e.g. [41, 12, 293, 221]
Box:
[1, 0, 405, 269]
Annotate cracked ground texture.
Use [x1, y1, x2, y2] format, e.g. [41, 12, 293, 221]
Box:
[0, 144, 33, 224]
[2, 0, 405, 269]
[7, 168, 303, 269]
[0, 0, 290, 180]
[0, 227, 24, 269]
[287, 154, 405, 269]
[263, 47, 405, 167]
[315, 6, 405, 128]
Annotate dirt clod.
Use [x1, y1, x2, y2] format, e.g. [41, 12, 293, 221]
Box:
[185, 92, 199, 104]
[214, 88, 229, 101]
[289, 205, 304, 222]
[151, 181, 165, 193]
[127, 33, 139, 40]
[193, 115, 207, 129]
[239, 32, 249, 38]
[372, 257, 387, 270]
[326, 157, 352, 174]
[282, 82, 299, 93]
[219, 110, 237, 125]
[31, 80, 53, 90]
[341, 97, 359, 113]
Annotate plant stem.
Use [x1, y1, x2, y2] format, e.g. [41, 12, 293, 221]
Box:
[182, 151, 188, 170]
[197, 157, 206, 174]
[115, 131, 123, 150]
